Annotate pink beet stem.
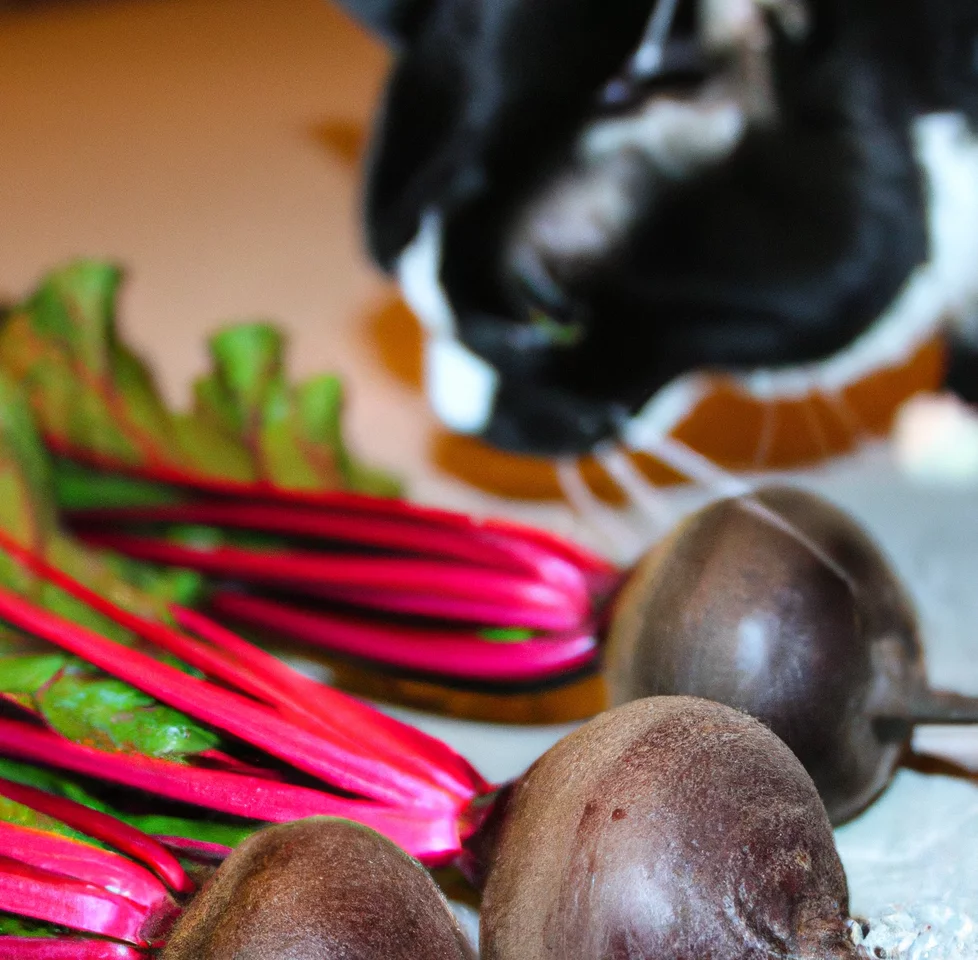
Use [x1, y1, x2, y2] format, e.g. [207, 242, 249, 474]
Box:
[174, 607, 490, 798]
[480, 517, 617, 580]
[0, 719, 467, 866]
[0, 532, 483, 803]
[14, 556, 448, 795]
[0, 777, 192, 894]
[473, 528, 593, 602]
[46, 440, 381, 508]
[295, 580, 581, 631]
[71, 532, 587, 630]
[190, 750, 289, 780]
[0, 582, 457, 811]
[0, 822, 174, 912]
[153, 836, 232, 865]
[0, 855, 172, 946]
[210, 591, 601, 683]
[59, 608, 466, 799]
[53, 441, 611, 573]
[68, 502, 588, 594]
[10, 570, 444, 797]
[316, 498, 614, 581]
[0, 938, 147, 959]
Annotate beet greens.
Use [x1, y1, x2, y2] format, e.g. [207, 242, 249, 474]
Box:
[0, 365, 487, 866]
[3, 261, 615, 687]
[0, 769, 189, 955]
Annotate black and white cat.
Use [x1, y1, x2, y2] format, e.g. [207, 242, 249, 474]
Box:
[336, 0, 978, 457]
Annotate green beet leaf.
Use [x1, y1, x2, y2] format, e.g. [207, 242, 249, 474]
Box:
[37, 666, 219, 759]
[0, 758, 111, 813]
[123, 813, 258, 849]
[0, 260, 399, 498]
[0, 793, 103, 849]
[0, 912, 66, 938]
[0, 371, 221, 760]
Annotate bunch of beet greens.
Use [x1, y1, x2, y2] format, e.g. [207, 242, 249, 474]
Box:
[4, 260, 973, 960]
[2, 262, 618, 690]
[0, 359, 510, 948]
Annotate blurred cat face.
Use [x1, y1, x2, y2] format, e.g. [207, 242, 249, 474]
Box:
[350, 0, 976, 456]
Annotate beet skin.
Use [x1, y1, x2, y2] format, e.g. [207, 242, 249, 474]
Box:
[606, 486, 927, 823]
[481, 696, 861, 960]
[161, 817, 475, 960]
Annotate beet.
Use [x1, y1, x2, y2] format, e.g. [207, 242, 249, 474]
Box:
[160, 818, 475, 960]
[481, 696, 861, 960]
[605, 485, 978, 824]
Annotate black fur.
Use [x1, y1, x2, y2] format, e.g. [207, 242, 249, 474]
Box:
[338, 0, 978, 454]
[945, 338, 978, 404]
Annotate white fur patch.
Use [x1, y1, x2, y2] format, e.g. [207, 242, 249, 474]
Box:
[425, 336, 499, 435]
[700, 0, 808, 51]
[508, 152, 649, 266]
[507, 100, 748, 278]
[396, 211, 499, 433]
[396, 212, 455, 337]
[583, 100, 746, 173]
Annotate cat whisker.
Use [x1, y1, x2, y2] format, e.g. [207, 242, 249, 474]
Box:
[556, 458, 646, 561]
[801, 395, 831, 459]
[629, 433, 752, 497]
[753, 400, 778, 469]
[594, 445, 677, 530]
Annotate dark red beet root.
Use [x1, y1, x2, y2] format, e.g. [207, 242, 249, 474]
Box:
[161, 818, 475, 960]
[605, 486, 978, 824]
[481, 696, 861, 960]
